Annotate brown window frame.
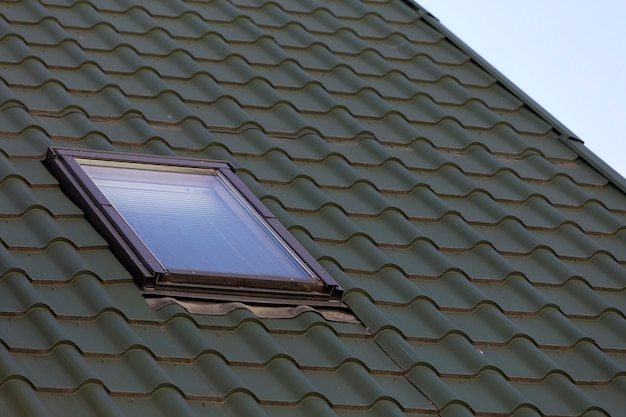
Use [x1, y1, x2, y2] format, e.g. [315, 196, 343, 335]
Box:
[45, 148, 343, 306]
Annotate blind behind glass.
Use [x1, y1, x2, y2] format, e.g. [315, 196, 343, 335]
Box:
[82, 164, 312, 280]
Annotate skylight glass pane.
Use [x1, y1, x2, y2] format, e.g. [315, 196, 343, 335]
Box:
[81, 164, 313, 280]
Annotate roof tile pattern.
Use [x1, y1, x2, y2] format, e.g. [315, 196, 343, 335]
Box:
[0, 0, 625, 416]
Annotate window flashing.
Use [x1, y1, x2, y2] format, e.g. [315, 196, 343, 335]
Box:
[45, 148, 343, 306]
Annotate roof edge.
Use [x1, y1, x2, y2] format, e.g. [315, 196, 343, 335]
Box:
[409, 1, 626, 196]
[408, 1, 579, 140]
[557, 136, 626, 195]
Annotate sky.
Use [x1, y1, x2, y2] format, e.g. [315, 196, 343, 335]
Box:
[414, 1, 626, 179]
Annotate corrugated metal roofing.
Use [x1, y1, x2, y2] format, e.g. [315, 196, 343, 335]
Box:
[0, 0, 625, 416]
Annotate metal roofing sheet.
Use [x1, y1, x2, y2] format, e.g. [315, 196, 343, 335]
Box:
[1, 0, 626, 416]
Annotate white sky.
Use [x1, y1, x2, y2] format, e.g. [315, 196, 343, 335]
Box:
[414, 1, 626, 179]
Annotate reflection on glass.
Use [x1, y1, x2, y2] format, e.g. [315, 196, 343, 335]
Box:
[81, 164, 312, 280]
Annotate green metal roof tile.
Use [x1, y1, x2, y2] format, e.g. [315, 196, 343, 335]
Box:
[0, 157, 55, 186]
[124, 28, 185, 56]
[594, 288, 626, 316]
[192, 353, 264, 399]
[537, 279, 620, 318]
[273, 324, 400, 372]
[465, 83, 525, 110]
[89, 116, 167, 146]
[241, 104, 310, 136]
[306, 363, 435, 411]
[347, 112, 422, 145]
[439, 61, 498, 88]
[438, 403, 484, 417]
[1, 208, 107, 250]
[0, 378, 63, 417]
[212, 17, 267, 43]
[444, 304, 526, 344]
[589, 230, 626, 260]
[570, 312, 626, 351]
[384, 187, 454, 220]
[0, 34, 36, 64]
[0, 105, 39, 136]
[0, 58, 53, 89]
[351, 211, 431, 247]
[57, 313, 179, 358]
[36, 278, 155, 321]
[411, 272, 494, 311]
[38, 2, 98, 28]
[330, 137, 396, 166]
[262, 22, 316, 49]
[438, 369, 533, 414]
[343, 269, 425, 305]
[113, 387, 231, 417]
[532, 225, 606, 259]
[525, 154, 609, 186]
[287, 47, 347, 74]
[512, 373, 599, 416]
[250, 179, 333, 212]
[12, 344, 97, 391]
[334, 400, 435, 417]
[83, 46, 148, 74]
[0, 309, 66, 352]
[108, 68, 173, 98]
[37, 113, 104, 143]
[577, 377, 626, 417]
[28, 41, 93, 69]
[315, 235, 396, 274]
[505, 250, 626, 289]
[475, 337, 556, 380]
[398, 38, 470, 65]
[472, 275, 555, 314]
[376, 298, 458, 340]
[402, 78, 504, 108]
[181, 319, 287, 365]
[116, 0, 188, 18]
[407, 333, 491, 377]
[346, 13, 398, 39]
[0, 0, 49, 23]
[287, 0, 370, 19]
[70, 24, 129, 52]
[6, 245, 131, 283]
[364, 0, 422, 23]
[89, 348, 210, 396]
[506, 307, 589, 348]
[439, 191, 509, 224]
[562, 202, 626, 234]
[9, 82, 73, 115]
[442, 245, 517, 281]
[477, 220, 547, 255]
[229, 38, 292, 66]
[376, 74, 439, 104]
[339, 53, 400, 82]
[224, 79, 289, 109]
[272, 133, 340, 162]
[235, 59, 311, 87]
[543, 341, 625, 382]
[102, 7, 158, 34]
[419, 166, 483, 197]
[262, 310, 370, 337]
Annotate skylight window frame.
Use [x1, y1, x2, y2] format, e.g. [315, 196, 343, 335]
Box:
[45, 148, 342, 306]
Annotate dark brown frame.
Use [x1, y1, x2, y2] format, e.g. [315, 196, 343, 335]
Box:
[45, 148, 343, 306]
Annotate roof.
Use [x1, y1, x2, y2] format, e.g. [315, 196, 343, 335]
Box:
[1, 0, 625, 416]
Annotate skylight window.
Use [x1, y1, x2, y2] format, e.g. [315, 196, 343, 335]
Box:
[45, 149, 342, 305]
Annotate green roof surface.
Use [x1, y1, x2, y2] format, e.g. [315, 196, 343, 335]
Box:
[1, 0, 626, 416]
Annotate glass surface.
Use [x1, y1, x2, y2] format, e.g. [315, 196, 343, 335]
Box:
[81, 164, 313, 280]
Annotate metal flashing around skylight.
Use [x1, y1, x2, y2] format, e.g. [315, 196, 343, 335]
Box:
[44, 148, 343, 306]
